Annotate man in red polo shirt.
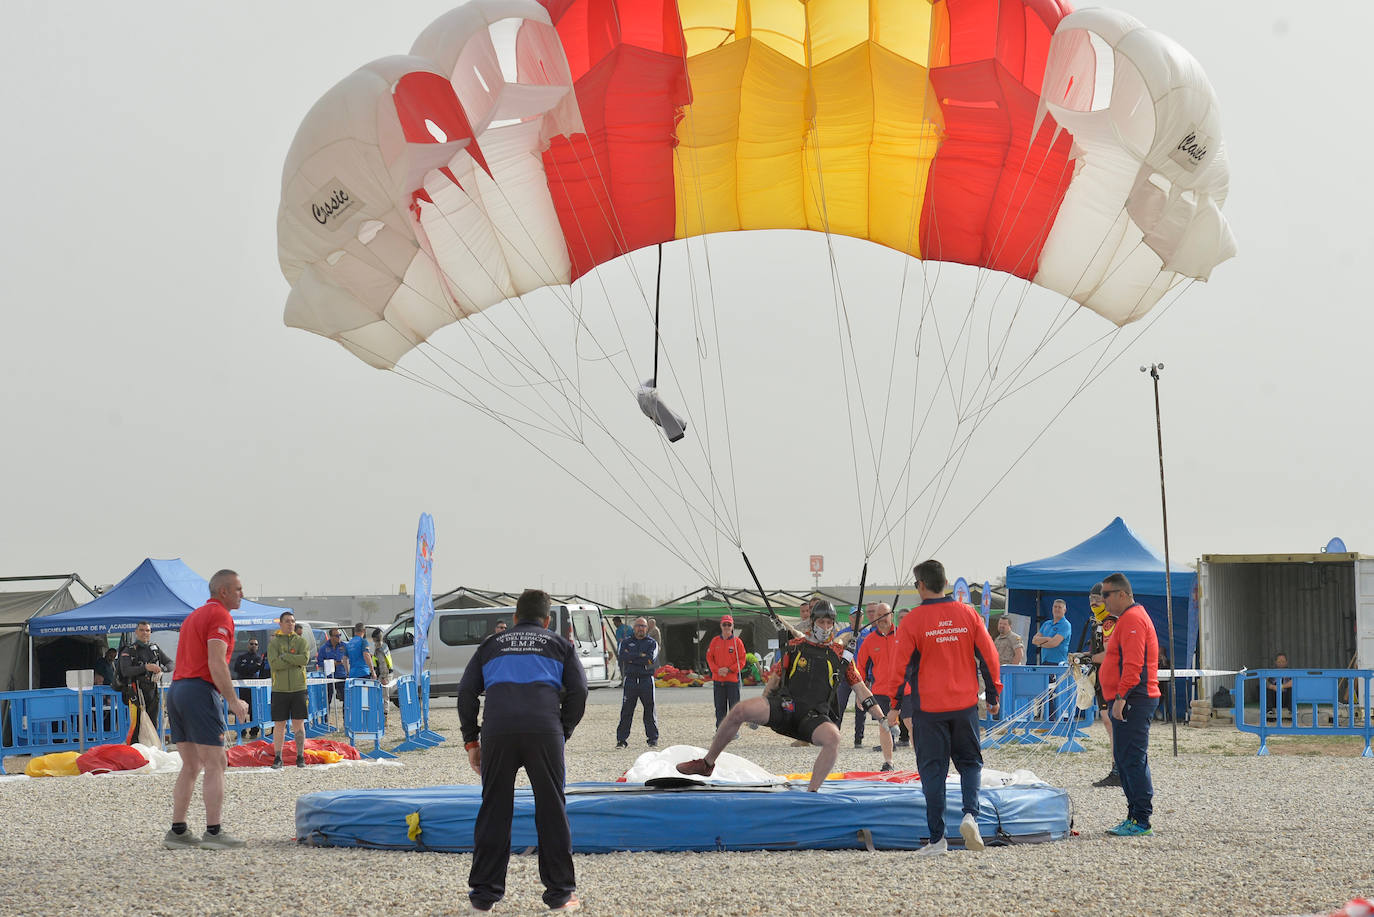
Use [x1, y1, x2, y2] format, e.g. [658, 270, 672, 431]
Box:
[163, 569, 251, 850]
[1098, 572, 1160, 838]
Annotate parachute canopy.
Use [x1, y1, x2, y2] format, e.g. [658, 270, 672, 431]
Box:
[278, 0, 1234, 369]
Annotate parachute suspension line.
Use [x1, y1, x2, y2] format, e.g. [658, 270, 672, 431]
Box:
[539, 151, 740, 528]
[324, 333, 722, 581]
[741, 551, 801, 640]
[428, 152, 740, 560]
[921, 281, 1194, 562]
[673, 106, 746, 559]
[652, 242, 663, 385]
[799, 80, 892, 562]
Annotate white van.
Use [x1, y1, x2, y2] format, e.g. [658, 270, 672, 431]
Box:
[382, 604, 612, 695]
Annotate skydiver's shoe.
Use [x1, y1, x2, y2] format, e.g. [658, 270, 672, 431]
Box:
[916, 837, 947, 857]
[162, 828, 201, 850]
[879, 762, 894, 772]
[960, 813, 985, 851]
[1107, 819, 1153, 837]
[676, 757, 714, 777]
[615, 741, 628, 749]
[271, 755, 283, 770]
[1093, 770, 1121, 787]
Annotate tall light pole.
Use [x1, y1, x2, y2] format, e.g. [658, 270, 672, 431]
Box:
[1141, 362, 1178, 757]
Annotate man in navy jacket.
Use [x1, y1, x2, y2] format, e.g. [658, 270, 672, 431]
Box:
[458, 590, 588, 912]
[615, 617, 660, 748]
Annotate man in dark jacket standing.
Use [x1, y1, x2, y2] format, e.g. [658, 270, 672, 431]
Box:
[232, 638, 266, 738]
[120, 621, 173, 727]
[459, 589, 588, 913]
[615, 617, 659, 748]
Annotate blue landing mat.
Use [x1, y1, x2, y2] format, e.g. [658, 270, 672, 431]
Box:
[296, 781, 1072, 853]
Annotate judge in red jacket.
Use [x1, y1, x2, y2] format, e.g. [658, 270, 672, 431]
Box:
[1098, 572, 1161, 838]
[890, 559, 1002, 856]
[705, 615, 747, 727]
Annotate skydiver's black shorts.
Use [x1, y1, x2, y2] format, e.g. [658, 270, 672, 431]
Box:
[766, 694, 833, 744]
[271, 689, 308, 721]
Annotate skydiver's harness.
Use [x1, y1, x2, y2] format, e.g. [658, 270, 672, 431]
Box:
[779, 640, 839, 717]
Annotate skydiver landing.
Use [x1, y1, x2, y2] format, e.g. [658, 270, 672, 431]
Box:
[677, 600, 886, 792]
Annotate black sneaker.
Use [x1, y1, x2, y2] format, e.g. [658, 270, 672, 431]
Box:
[271, 755, 283, 770]
[894, 739, 910, 748]
[1093, 771, 1122, 787]
[879, 762, 894, 772]
[646, 741, 658, 748]
[615, 741, 628, 749]
[853, 741, 864, 749]
[296, 756, 307, 768]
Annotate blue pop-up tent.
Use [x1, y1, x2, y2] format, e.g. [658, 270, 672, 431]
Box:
[1005, 517, 1197, 713]
[27, 558, 284, 636]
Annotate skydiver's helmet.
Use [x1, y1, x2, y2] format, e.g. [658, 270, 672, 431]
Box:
[809, 600, 837, 643]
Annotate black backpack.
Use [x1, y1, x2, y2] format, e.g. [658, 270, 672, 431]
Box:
[1211, 686, 1233, 709]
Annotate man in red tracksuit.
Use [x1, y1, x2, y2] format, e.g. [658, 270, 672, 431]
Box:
[705, 615, 747, 727]
[854, 603, 896, 769]
[1098, 572, 1161, 838]
[889, 560, 1001, 855]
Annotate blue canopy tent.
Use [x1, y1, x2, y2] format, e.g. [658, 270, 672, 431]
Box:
[1005, 517, 1197, 715]
[27, 559, 284, 637]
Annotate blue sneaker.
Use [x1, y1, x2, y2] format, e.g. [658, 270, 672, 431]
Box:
[1105, 819, 1132, 834]
[1108, 819, 1153, 837]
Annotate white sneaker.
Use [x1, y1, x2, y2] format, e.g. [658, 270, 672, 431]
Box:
[960, 813, 985, 851]
[916, 837, 947, 856]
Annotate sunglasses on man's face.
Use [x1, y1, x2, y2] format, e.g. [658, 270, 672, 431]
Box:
[1100, 588, 1120, 597]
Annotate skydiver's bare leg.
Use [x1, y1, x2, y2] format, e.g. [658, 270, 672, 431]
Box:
[808, 722, 841, 792]
[703, 696, 770, 765]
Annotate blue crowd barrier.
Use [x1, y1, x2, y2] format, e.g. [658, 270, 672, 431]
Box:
[1234, 669, 1372, 757]
[344, 678, 396, 759]
[305, 675, 333, 737]
[390, 675, 438, 752]
[222, 682, 273, 744]
[980, 664, 1092, 753]
[0, 687, 130, 773]
[418, 669, 444, 744]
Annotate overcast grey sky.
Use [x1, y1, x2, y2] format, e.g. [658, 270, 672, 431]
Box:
[2, 2, 1369, 603]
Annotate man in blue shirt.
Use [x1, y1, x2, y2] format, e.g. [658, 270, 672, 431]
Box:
[316, 627, 349, 716]
[345, 623, 374, 678]
[1032, 599, 1072, 665]
[615, 617, 659, 748]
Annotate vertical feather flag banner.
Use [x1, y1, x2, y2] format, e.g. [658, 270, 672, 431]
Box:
[981, 580, 993, 627]
[414, 512, 436, 675]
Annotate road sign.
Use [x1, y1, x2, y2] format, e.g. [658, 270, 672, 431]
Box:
[809, 555, 824, 574]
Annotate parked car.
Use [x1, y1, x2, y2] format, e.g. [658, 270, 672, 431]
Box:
[383, 604, 612, 695]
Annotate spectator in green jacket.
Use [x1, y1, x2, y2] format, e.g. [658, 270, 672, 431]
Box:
[267, 611, 311, 769]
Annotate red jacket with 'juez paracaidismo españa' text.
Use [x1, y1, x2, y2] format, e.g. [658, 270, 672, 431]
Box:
[876, 596, 1001, 714]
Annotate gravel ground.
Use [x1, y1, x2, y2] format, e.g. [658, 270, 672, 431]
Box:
[2, 689, 1371, 916]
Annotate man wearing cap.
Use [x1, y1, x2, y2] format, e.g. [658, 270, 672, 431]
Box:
[232, 637, 267, 739]
[1099, 573, 1160, 837]
[705, 615, 747, 727]
[678, 600, 887, 792]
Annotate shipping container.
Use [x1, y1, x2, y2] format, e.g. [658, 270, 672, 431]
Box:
[1198, 553, 1374, 698]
